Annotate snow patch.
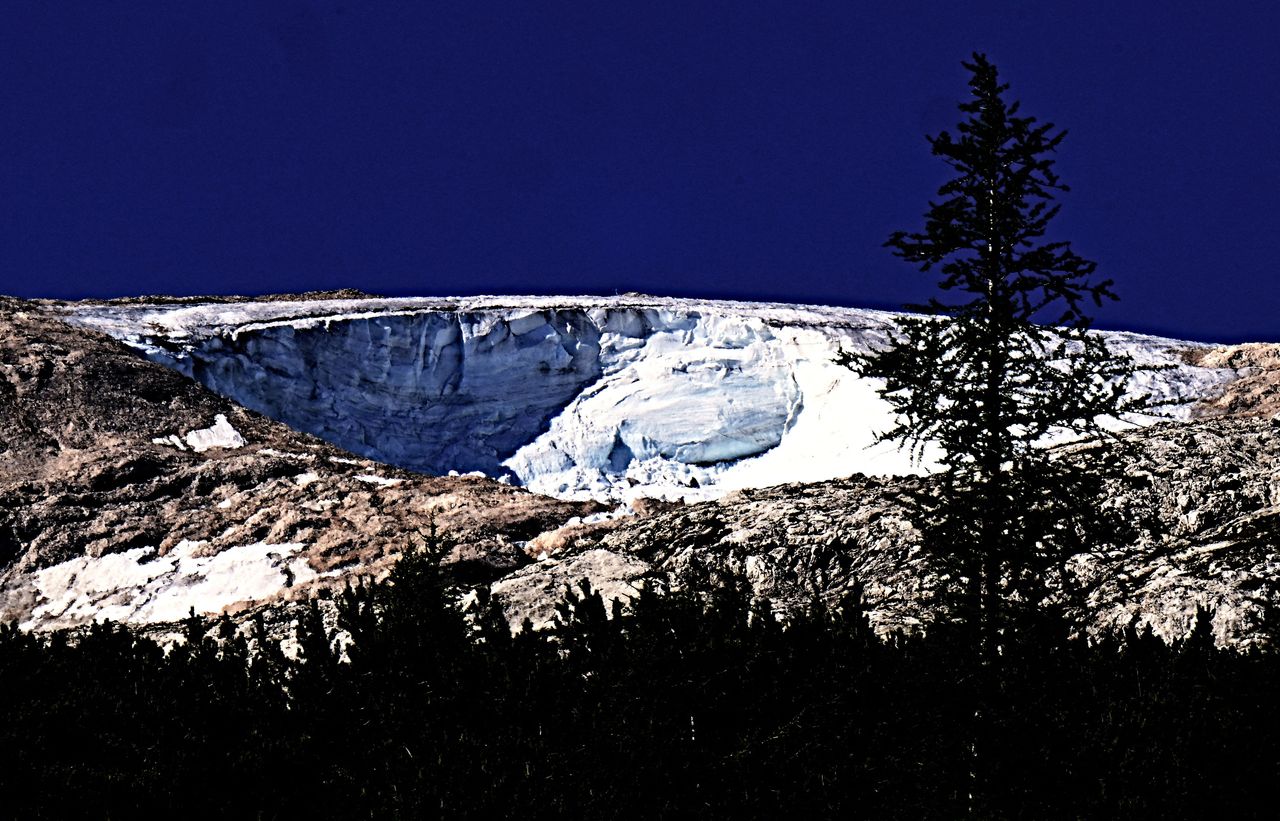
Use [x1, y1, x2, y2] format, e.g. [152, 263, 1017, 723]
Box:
[23, 541, 317, 630]
[184, 414, 246, 453]
[259, 448, 315, 460]
[355, 474, 403, 487]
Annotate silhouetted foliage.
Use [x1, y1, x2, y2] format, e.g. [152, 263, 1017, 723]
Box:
[850, 53, 1154, 658]
[3, 555, 1280, 818]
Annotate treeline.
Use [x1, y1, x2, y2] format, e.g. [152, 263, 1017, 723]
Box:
[2, 548, 1278, 819]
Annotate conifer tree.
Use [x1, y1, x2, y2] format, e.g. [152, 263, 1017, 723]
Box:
[854, 53, 1149, 656]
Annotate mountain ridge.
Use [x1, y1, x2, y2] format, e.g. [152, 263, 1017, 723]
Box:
[4, 293, 1280, 644]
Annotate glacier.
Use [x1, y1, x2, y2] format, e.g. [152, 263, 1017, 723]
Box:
[65, 295, 1238, 503]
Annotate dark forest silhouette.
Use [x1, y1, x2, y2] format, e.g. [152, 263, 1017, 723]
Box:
[1, 542, 1277, 819]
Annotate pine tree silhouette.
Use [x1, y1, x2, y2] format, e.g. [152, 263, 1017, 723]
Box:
[852, 53, 1152, 654]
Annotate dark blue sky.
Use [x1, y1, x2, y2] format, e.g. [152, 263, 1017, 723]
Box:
[2, 2, 1277, 342]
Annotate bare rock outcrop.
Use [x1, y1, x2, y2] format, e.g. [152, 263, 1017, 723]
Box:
[1188, 343, 1280, 419]
[496, 418, 1280, 648]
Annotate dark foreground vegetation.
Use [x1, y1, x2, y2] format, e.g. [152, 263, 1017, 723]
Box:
[0, 545, 1276, 820]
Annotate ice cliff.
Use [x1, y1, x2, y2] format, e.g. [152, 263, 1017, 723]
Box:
[66, 295, 1237, 503]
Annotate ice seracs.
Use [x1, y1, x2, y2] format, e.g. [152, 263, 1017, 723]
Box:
[66, 295, 1240, 503]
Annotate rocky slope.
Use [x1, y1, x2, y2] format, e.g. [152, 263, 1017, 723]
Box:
[0, 297, 599, 631]
[494, 416, 1280, 648]
[7, 293, 1280, 647]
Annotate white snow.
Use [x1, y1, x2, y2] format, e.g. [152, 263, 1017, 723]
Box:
[355, 474, 403, 487]
[259, 447, 316, 460]
[22, 540, 319, 630]
[152, 434, 187, 451]
[182, 414, 247, 453]
[66, 295, 1243, 503]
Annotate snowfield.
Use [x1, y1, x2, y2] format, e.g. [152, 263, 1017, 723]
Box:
[66, 295, 1239, 503]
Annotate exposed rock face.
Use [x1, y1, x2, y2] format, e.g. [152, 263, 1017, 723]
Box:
[492, 475, 931, 634]
[493, 417, 1280, 647]
[0, 299, 600, 631]
[1190, 343, 1280, 419]
[491, 549, 653, 631]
